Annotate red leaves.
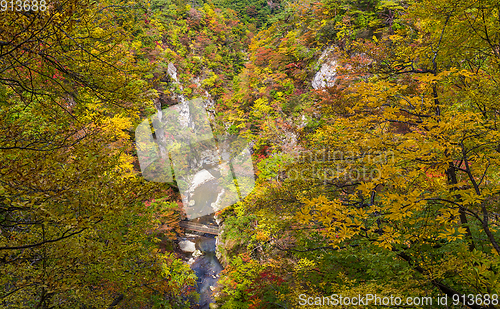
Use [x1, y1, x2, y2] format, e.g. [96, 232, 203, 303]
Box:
[257, 269, 284, 284]
[254, 47, 274, 66]
[252, 146, 270, 164]
[425, 170, 445, 179]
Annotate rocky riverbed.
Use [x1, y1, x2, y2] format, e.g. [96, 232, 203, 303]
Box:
[177, 178, 224, 308]
[178, 232, 223, 308]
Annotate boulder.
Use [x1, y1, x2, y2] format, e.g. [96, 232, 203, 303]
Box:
[178, 240, 196, 253]
[189, 169, 216, 193]
[192, 249, 203, 258]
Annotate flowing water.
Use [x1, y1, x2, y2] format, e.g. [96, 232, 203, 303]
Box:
[180, 179, 223, 308]
[191, 237, 223, 308]
[155, 63, 227, 307]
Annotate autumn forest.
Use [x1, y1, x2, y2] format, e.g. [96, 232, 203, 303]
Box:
[2, 0, 500, 308]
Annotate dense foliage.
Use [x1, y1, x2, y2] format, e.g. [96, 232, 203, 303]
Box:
[0, 0, 196, 307]
[215, 0, 500, 308]
[2, 0, 500, 308]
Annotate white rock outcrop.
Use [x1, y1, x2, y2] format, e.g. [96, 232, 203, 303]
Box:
[312, 46, 338, 89]
[192, 249, 203, 258]
[189, 169, 216, 193]
[167, 62, 178, 82]
[179, 240, 196, 253]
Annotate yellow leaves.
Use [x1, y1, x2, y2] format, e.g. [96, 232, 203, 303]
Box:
[388, 34, 404, 42]
[461, 190, 483, 206]
[255, 229, 270, 241]
[457, 226, 467, 235]
[335, 21, 349, 40]
[438, 227, 465, 241]
[376, 239, 394, 250]
[458, 69, 474, 79]
[436, 208, 460, 225]
[295, 203, 312, 224]
[373, 226, 402, 249]
[418, 73, 441, 86]
[253, 97, 273, 117]
[294, 195, 370, 245]
[116, 153, 135, 178]
[258, 86, 268, 94]
[383, 105, 399, 116]
[315, 195, 329, 204]
[149, 18, 166, 32]
[131, 40, 142, 50]
[294, 258, 317, 272]
[358, 182, 375, 195]
[378, 165, 400, 179]
[92, 27, 104, 37]
[202, 71, 219, 88]
[102, 114, 133, 141]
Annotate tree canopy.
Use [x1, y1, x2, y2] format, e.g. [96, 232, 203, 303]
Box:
[214, 0, 500, 308]
[1, 0, 196, 307]
[3, 0, 500, 308]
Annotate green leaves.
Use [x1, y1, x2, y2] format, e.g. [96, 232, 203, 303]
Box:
[0, 0, 197, 307]
[214, 0, 500, 307]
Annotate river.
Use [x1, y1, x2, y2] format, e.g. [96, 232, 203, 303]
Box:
[191, 236, 223, 308]
[178, 179, 224, 308]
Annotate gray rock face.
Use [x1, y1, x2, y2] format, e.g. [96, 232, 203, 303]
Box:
[167, 62, 178, 82]
[136, 62, 255, 220]
[312, 46, 338, 89]
[189, 169, 216, 193]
